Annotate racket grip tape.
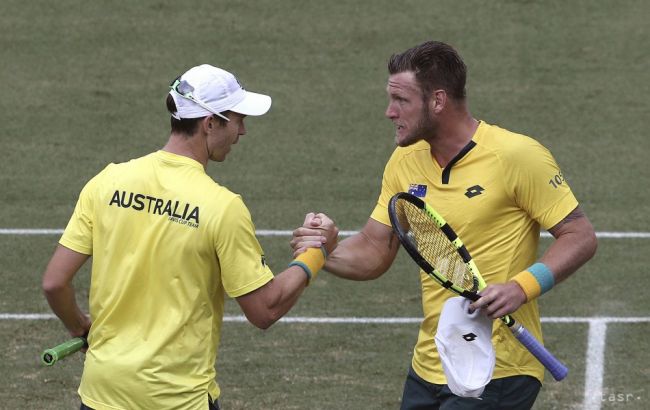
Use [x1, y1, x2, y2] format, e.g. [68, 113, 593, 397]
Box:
[510, 324, 568, 381]
[41, 337, 87, 366]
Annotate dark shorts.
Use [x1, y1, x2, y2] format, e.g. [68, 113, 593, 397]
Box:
[400, 366, 541, 410]
[80, 395, 220, 410]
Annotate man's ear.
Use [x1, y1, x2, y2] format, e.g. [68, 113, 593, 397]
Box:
[201, 116, 213, 132]
[430, 89, 447, 114]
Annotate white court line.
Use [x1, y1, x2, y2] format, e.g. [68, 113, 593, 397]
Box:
[541, 317, 650, 323]
[0, 313, 57, 320]
[582, 319, 608, 410]
[2, 314, 649, 323]
[0, 229, 64, 235]
[1, 229, 649, 238]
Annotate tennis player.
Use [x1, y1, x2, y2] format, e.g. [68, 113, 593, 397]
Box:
[42, 64, 332, 410]
[291, 41, 597, 409]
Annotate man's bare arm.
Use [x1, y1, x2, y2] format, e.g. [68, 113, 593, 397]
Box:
[292, 216, 400, 281]
[541, 206, 598, 283]
[42, 245, 92, 337]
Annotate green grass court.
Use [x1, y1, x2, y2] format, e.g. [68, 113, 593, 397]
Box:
[1, 1, 648, 409]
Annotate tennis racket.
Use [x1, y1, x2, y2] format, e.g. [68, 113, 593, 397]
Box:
[388, 192, 568, 381]
[41, 336, 87, 366]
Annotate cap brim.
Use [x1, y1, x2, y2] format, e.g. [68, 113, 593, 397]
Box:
[229, 91, 272, 116]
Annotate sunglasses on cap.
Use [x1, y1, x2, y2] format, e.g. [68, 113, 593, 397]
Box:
[169, 77, 230, 122]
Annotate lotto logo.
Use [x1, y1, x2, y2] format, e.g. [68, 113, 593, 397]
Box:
[464, 185, 485, 198]
[462, 332, 478, 342]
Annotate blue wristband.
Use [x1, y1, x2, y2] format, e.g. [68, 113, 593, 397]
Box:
[527, 262, 555, 294]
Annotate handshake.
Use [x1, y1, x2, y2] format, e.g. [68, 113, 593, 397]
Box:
[288, 212, 339, 283]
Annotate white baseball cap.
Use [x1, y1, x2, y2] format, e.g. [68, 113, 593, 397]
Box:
[434, 297, 495, 398]
[168, 64, 271, 121]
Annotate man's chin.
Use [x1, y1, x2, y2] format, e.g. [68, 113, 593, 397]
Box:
[396, 134, 420, 147]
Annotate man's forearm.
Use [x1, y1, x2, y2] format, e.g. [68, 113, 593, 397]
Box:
[42, 245, 91, 336]
[325, 231, 397, 281]
[44, 284, 89, 337]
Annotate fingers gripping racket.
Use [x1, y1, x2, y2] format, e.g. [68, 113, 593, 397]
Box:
[388, 192, 568, 381]
[41, 336, 87, 366]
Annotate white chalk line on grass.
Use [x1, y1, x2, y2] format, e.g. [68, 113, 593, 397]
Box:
[3, 314, 649, 323]
[583, 320, 608, 410]
[1, 229, 649, 238]
[2, 314, 647, 410]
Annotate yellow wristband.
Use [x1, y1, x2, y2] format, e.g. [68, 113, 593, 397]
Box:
[511, 270, 542, 302]
[288, 247, 326, 285]
[512, 263, 555, 302]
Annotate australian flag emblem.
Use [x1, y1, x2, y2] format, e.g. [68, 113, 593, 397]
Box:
[408, 184, 427, 197]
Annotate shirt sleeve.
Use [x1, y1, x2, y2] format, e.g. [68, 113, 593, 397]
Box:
[215, 196, 274, 298]
[507, 137, 579, 230]
[59, 173, 103, 255]
[370, 149, 401, 227]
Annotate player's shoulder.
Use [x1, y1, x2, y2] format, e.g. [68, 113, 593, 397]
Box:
[190, 173, 244, 210]
[476, 121, 550, 161]
[100, 152, 156, 175]
[101, 151, 238, 199]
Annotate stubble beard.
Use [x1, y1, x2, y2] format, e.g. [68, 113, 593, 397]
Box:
[395, 107, 438, 148]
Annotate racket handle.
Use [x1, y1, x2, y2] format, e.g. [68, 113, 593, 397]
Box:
[41, 337, 87, 366]
[510, 323, 568, 381]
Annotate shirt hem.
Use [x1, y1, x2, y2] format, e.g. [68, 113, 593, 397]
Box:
[411, 361, 544, 386]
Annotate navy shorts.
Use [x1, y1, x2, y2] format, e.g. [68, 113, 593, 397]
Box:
[400, 366, 541, 410]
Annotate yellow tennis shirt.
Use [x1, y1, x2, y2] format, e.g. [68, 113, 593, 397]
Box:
[60, 150, 274, 410]
[371, 121, 578, 384]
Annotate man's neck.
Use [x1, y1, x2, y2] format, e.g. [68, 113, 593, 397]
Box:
[428, 112, 479, 168]
[162, 133, 209, 170]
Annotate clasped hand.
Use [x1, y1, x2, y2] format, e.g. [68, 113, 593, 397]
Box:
[291, 212, 339, 257]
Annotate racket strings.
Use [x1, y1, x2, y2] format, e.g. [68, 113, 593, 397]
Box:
[398, 200, 475, 291]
